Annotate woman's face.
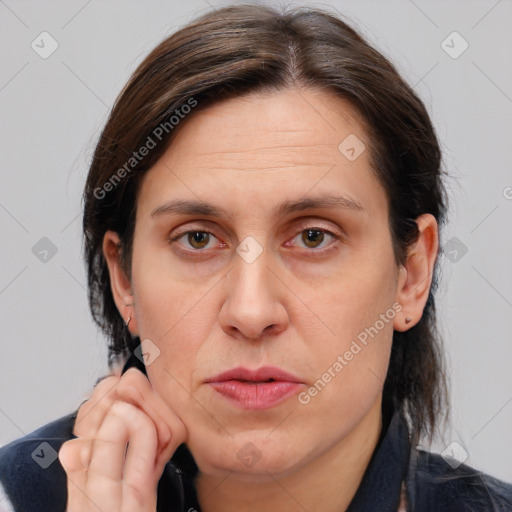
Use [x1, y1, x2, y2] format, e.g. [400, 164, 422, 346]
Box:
[119, 88, 406, 477]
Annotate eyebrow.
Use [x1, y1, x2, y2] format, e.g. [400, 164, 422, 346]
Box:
[150, 193, 366, 219]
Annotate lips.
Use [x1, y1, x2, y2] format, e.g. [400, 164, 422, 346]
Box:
[205, 366, 302, 384]
[206, 366, 304, 410]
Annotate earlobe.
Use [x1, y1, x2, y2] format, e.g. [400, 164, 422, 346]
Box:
[102, 230, 139, 335]
[393, 214, 439, 332]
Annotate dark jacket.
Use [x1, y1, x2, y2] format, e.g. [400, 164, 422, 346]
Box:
[1, 354, 511, 511]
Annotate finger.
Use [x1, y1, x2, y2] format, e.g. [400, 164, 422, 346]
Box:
[75, 368, 188, 470]
[74, 369, 171, 454]
[73, 370, 172, 476]
[93, 368, 188, 473]
[74, 370, 157, 442]
[59, 439, 93, 511]
[87, 401, 158, 508]
[59, 438, 93, 472]
[73, 375, 121, 438]
[115, 369, 176, 453]
[114, 368, 188, 474]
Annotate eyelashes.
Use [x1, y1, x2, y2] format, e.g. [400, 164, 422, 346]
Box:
[171, 230, 219, 251]
[289, 228, 339, 250]
[169, 226, 341, 255]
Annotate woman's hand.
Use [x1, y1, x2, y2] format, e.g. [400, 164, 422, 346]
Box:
[58, 368, 188, 512]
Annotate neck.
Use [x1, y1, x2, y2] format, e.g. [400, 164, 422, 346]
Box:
[195, 398, 383, 512]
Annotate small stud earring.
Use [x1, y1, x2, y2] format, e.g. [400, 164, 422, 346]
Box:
[405, 317, 412, 324]
[125, 316, 132, 328]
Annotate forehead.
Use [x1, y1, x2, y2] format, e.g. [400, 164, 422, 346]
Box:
[166, 88, 365, 167]
[137, 88, 387, 220]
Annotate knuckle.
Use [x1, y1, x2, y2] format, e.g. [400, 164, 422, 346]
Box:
[93, 374, 120, 394]
[116, 370, 148, 405]
[119, 368, 145, 386]
[110, 399, 133, 416]
[120, 367, 143, 383]
[118, 380, 145, 406]
[124, 480, 148, 508]
[58, 439, 85, 471]
[110, 400, 149, 428]
[58, 443, 71, 469]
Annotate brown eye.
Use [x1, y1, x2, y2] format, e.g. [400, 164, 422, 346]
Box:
[289, 227, 339, 252]
[186, 231, 211, 249]
[301, 229, 326, 248]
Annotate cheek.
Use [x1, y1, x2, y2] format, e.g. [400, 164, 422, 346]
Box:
[295, 240, 398, 344]
[294, 247, 398, 405]
[130, 251, 216, 382]
[133, 275, 215, 363]
[131, 236, 208, 337]
[131, 252, 229, 364]
[295, 283, 396, 441]
[136, 284, 220, 419]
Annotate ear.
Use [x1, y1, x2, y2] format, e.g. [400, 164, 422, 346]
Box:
[102, 230, 139, 336]
[394, 213, 439, 332]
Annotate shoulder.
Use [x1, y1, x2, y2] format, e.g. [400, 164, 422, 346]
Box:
[0, 412, 77, 512]
[407, 448, 512, 511]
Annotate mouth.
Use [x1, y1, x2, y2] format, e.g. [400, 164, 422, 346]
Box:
[205, 366, 303, 384]
[205, 366, 304, 410]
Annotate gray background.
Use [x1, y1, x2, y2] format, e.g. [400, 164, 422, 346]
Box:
[0, 0, 511, 482]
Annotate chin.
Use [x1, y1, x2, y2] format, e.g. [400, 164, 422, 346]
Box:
[191, 432, 307, 480]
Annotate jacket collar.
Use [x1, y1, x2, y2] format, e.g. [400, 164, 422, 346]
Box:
[345, 400, 410, 511]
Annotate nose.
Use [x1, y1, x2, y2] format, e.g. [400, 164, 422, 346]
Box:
[218, 249, 288, 342]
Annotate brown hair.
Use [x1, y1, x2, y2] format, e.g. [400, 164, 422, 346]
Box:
[83, 4, 448, 442]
